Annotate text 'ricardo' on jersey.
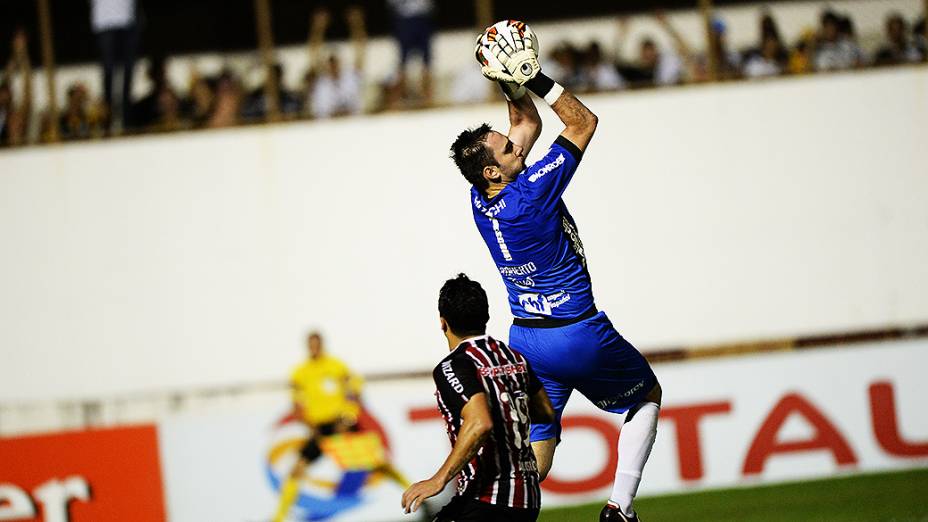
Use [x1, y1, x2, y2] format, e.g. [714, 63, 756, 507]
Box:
[471, 136, 593, 320]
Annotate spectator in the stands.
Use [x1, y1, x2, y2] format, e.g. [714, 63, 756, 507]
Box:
[0, 83, 11, 145]
[545, 43, 582, 89]
[743, 33, 786, 78]
[90, 0, 140, 131]
[874, 13, 924, 65]
[578, 42, 625, 92]
[387, 0, 434, 107]
[788, 29, 816, 74]
[306, 6, 365, 118]
[814, 10, 863, 71]
[152, 85, 183, 132]
[1, 28, 32, 146]
[131, 56, 169, 129]
[449, 63, 492, 105]
[59, 83, 93, 140]
[839, 16, 866, 64]
[129, 57, 184, 132]
[703, 17, 742, 80]
[649, 11, 738, 83]
[206, 70, 242, 128]
[184, 71, 215, 128]
[915, 17, 927, 58]
[743, 13, 787, 78]
[614, 16, 683, 87]
[242, 63, 303, 121]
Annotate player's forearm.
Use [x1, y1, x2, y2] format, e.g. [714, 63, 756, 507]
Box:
[431, 417, 492, 485]
[524, 73, 597, 150]
[549, 89, 597, 136]
[508, 93, 540, 131]
[507, 93, 542, 152]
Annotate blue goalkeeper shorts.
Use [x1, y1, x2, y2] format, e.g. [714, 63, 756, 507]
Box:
[509, 310, 657, 442]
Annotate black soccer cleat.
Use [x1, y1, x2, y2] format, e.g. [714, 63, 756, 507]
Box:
[600, 502, 639, 522]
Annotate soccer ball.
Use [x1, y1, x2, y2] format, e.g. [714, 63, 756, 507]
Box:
[475, 20, 539, 76]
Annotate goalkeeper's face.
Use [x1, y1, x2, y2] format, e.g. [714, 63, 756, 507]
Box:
[485, 131, 526, 182]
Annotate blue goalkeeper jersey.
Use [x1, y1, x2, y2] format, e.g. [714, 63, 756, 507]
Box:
[471, 136, 594, 320]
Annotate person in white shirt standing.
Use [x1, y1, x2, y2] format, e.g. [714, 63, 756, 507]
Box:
[90, 0, 139, 131]
[305, 6, 366, 119]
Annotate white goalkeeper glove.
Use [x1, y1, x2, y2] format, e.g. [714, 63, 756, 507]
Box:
[480, 64, 515, 83]
[490, 24, 541, 85]
[475, 33, 515, 83]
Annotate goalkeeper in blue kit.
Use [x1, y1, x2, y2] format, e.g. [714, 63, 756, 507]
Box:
[450, 21, 662, 522]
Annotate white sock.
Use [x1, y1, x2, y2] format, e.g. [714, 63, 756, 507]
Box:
[610, 401, 659, 517]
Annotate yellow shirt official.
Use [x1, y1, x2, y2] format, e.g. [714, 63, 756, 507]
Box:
[290, 355, 363, 427]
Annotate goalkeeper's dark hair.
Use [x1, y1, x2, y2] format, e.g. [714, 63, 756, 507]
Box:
[438, 273, 490, 336]
[450, 123, 497, 193]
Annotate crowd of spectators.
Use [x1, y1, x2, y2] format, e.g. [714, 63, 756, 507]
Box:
[541, 9, 926, 94]
[0, 3, 925, 148]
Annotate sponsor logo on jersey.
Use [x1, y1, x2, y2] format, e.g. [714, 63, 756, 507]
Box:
[548, 291, 571, 308]
[499, 262, 537, 277]
[510, 276, 535, 288]
[518, 293, 552, 315]
[528, 153, 565, 182]
[562, 215, 587, 267]
[477, 363, 527, 378]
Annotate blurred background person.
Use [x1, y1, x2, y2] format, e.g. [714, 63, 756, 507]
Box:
[615, 13, 685, 87]
[1, 28, 32, 147]
[578, 41, 626, 92]
[306, 6, 366, 119]
[387, 0, 435, 107]
[151, 84, 184, 132]
[742, 14, 787, 79]
[874, 13, 924, 65]
[205, 70, 242, 128]
[915, 16, 927, 58]
[130, 55, 169, 129]
[242, 63, 303, 122]
[703, 17, 742, 80]
[743, 32, 786, 79]
[544, 42, 581, 89]
[742, 12, 787, 79]
[90, 0, 140, 133]
[58, 83, 94, 140]
[273, 331, 411, 522]
[273, 331, 364, 522]
[815, 10, 864, 71]
[183, 70, 216, 129]
[448, 61, 492, 105]
[788, 28, 818, 74]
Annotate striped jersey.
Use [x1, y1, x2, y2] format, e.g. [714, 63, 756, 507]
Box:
[431, 335, 542, 509]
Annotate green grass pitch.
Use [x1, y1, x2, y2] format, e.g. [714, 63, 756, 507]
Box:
[538, 468, 928, 521]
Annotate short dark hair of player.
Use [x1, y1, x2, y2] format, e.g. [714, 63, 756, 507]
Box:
[438, 273, 490, 336]
[450, 123, 498, 193]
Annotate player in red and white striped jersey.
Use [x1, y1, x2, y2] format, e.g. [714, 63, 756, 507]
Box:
[402, 273, 554, 521]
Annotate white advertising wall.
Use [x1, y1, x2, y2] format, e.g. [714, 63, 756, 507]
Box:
[154, 339, 928, 521]
[1, 67, 927, 401]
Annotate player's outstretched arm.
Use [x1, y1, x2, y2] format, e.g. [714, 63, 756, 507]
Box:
[483, 23, 598, 153]
[401, 393, 493, 513]
[504, 84, 542, 158]
[527, 75, 599, 153]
